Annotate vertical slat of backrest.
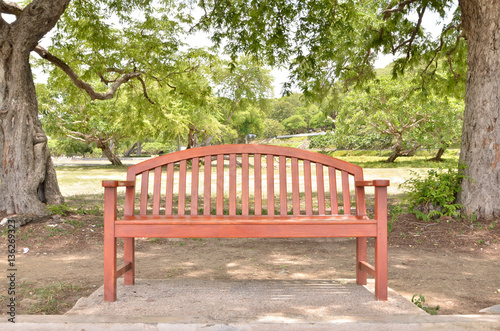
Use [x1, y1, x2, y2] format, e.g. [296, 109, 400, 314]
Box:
[355, 178, 367, 217]
[279, 155, 287, 215]
[191, 157, 199, 215]
[266, 154, 275, 215]
[304, 160, 313, 215]
[165, 163, 174, 215]
[229, 153, 237, 215]
[216, 154, 224, 215]
[203, 156, 211, 215]
[291, 157, 300, 216]
[140, 170, 149, 216]
[316, 164, 325, 215]
[178, 160, 187, 216]
[254, 154, 262, 216]
[241, 154, 249, 216]
[152, 167, 162, 216]
[341, 170, 351, 215]
[329, 167, 339, 215]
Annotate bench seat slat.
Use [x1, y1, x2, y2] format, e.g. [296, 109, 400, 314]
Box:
[118, 215, 371, 223]
[115, 221, 377, 238]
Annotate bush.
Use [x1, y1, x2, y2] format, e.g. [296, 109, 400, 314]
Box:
[309, 131, 335, 149]
[282, 115, 308, 134]
[400, 166, 466, 221]
[262, 119, 286, 138]
[48, 138, 93, 157]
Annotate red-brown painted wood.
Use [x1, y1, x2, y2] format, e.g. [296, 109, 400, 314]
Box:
[123, 238, 135, 285]
[241, 154, 250, 216]
[152, 167, 162, 216]
[229, 153, 237, 215]
[329, 167, 338, 215]
[204, 156, 211, 215]
[304, 160, 313, 215]
[140, 171, 149, 216]
[341, 170, 351, 215]
[291, 157, 300, 216]
[103, 144, 389, 302]
[254, 154, 262, 216]
[191, 157, 199, 215]
[279, 155, 287, 215]
[178, 160, 187, 216]
[165, 163, 174, 215]
[316, 163, 325, 215]
[216, 154, 224, 215]
[103, 186, 117, 302]
[267, 154, 275, 216]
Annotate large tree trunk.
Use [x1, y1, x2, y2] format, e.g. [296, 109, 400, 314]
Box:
[0, 1, 68, 215]
[458, 0, 500, 219]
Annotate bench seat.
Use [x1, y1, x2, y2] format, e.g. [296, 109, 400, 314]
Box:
[114, 215, 377, 238]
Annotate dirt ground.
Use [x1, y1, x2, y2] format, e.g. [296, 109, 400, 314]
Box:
[1, 211, 499, 316]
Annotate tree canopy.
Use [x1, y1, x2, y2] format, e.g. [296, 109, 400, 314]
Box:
[1, 0, 499, 219]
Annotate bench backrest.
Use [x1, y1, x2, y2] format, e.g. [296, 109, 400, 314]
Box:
[124, 144, 366, 217]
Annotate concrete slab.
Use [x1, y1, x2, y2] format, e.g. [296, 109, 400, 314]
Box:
[3, 314, 500, 330]
[3, 278, 499, 330]
[66, 279, 424, 319]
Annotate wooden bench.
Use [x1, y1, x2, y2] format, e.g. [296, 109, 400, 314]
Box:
[102, 144, 390, 302]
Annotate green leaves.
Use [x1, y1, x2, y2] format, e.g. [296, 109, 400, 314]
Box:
[401, 166, 467, 221]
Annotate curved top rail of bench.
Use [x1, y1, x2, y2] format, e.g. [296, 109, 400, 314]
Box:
[127, 144, 364, 178]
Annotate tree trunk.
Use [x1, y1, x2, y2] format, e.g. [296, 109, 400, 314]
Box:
[96, 140, 122, 165]
[428, 146, 446, 162]
[458, 0, 500, 219]
[0, 40, 64, 215]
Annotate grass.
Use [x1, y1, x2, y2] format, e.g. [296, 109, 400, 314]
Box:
[321, 149, 460, 169]
[18, 282, 87, 314]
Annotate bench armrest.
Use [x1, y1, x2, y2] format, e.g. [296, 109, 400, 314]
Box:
[102, 180, 135, 188]
[355, 180, 390, 187]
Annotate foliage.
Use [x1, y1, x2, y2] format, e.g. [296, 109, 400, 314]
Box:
[46, 203, 72, 216]
[48, 138, 93, 157]
[309, 131, 335, 149]
[412, 294, 440, 315]
[141, 141, 176, 155]
[197, 0, 466, 100]
[400, 167, 467, 221]
[262, 119, 286, 138]
[281, 115, 308, 134]
[334, 76, 463, 161]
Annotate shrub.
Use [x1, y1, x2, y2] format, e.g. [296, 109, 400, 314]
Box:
[309, 131, 335, 149]
[400, 166, 466, 221]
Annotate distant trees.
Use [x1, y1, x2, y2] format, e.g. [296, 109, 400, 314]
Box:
[334, 76, 463, 162]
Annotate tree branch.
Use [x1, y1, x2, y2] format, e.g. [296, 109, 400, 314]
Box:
[137, 76, 154, 104]
[0, 1, 23, 16]
[34, 45, 142, 100]
[391, 4, 427, 57]
[382, 0, 419, 20]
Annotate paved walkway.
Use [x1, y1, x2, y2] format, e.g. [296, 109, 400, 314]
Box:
[3, 279, 499, 330]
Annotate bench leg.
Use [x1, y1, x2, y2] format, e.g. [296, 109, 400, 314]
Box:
[356, 237, 367, 285]
[103, 187, 117, 302]
[375, 235, 388, 300]
[374, 185, 388, 301]
[123, 238, 135, 285]
[103, 236, 117, 302]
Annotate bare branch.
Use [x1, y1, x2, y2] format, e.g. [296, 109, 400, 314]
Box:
[0, 1, 23, 16]
[66, 134, 87, 142]
[382, 0, 419, 20]
[391, 4, 427, 57]
[138, 76, 154, 104]
[34, 45, 142, 100]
